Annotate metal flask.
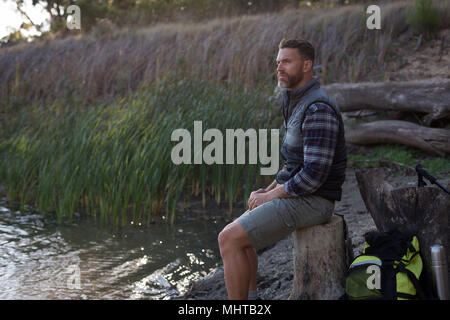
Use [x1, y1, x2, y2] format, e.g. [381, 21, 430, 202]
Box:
[431, 244, 450, 300]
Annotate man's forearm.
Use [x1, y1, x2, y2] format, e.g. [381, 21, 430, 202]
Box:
[264, 179, 278, 192]
[264, 166, 287, 192]
[248, 181, 295, 211]
[266, 184, 297, 200]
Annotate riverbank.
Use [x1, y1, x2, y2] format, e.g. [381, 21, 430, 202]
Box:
[176, 165, 450, 300]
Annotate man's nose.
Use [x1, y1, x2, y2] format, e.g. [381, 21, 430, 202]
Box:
[276, 63, 283, 73]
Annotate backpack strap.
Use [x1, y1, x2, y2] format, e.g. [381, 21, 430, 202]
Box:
[380, 259, 396, 300]
[396, 262, 427, 300]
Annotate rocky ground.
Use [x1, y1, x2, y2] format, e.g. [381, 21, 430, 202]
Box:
[175, 164, 449, 300]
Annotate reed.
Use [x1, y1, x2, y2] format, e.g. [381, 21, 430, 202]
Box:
[0, 75, 279, 226]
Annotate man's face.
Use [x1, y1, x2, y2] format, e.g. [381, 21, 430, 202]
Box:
[276, 48, 307, 90]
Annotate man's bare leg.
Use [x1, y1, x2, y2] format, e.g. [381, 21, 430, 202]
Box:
[218, 221, 254, 299]
[246, 247, 258, 291]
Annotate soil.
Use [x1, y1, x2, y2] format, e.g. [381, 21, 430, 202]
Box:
[385, 29, 450, 82]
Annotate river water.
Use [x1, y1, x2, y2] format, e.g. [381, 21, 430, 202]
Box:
[0, 198, 229, 300]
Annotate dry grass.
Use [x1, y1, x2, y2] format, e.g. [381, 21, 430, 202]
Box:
[2, 1, 448, 108]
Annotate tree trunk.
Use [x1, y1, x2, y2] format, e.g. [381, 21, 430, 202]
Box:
[345, 120, 450, 156]
[354, 168, 450, 276]
[289, 214, 351, 300]
[324, 78, 450, 125]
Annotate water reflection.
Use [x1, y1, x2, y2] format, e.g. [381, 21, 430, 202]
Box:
[0, 199, 228, 299]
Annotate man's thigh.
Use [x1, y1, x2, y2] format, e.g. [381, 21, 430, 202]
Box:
[236, 194, 334, 251]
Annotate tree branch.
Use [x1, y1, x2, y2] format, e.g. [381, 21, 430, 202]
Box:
[15, 1, 41, 32]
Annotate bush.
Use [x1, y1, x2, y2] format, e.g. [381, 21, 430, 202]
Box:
[407, 0, 443, 38]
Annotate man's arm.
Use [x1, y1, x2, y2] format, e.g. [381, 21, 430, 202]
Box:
[248, 180, 297, 210]
[265, 183, 297, 200]
[263, 179, 278, 192]
[256, 165, 287, 192]
[248, 167, 288, 209]
[249, 103, 338, 210]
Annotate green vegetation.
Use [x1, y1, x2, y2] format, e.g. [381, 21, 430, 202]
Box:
[370, 144, 416, 165]
[0, 75, 278, 226]
[422, 157, 450, 174]
[406, 0, 445, 38]
[348, 144, 450, 174]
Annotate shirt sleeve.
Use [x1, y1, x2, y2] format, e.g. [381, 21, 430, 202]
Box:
[284, 102, 339, 197]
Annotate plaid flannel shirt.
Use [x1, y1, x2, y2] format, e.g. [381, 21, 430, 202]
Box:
[283, 102, 340, 197]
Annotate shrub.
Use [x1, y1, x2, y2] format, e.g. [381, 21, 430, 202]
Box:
[407, 0, 443, 38]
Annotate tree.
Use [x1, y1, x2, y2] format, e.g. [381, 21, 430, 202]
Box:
[5, 0, 111, 36]
[0, 0, 43, 43]
[21, 1, 69, 33]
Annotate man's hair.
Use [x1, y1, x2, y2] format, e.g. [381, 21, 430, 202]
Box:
[278, 39, 315, 64]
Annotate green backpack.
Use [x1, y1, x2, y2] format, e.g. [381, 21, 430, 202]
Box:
[344, 230, 433, 300]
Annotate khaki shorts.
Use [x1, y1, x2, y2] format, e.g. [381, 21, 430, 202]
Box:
[236, 186, 335, 251]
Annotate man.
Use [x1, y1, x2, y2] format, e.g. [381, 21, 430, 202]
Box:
[218, 39, 347, 300]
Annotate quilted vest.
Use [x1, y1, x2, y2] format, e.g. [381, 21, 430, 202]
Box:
[275, 77, 347, 201]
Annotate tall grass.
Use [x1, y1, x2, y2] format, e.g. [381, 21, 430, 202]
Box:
[0, 75, 279, 226]
[2, 1, 449, 108]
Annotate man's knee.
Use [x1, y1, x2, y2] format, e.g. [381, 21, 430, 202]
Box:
[218, 222, 252, 257]
[217, 228, 229, 257]
[245, 246, 257, 258]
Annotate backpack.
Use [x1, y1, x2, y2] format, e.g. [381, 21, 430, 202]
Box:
[344, 229, 435, 300]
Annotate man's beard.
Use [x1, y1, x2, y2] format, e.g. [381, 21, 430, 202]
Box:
[278, 72, 303, 89]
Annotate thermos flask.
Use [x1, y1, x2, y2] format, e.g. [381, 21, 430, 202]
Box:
[431, 244, 449, 300]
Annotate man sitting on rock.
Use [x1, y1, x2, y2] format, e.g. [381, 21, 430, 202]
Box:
[218, 39, 347, 300]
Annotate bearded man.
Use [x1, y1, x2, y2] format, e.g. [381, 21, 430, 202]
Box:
[218, 39, 347, 300]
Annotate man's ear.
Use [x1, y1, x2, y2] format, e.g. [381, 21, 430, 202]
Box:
[303, 60, 313, 73]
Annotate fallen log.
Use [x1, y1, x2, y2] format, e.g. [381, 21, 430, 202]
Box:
[324, 78, 450, 125]
[354, 168, 450, 290]
[345, 120, 450, 156]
